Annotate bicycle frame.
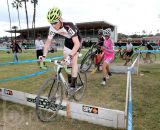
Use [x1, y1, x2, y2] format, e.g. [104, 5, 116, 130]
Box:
[54, 60, 70, 92]
[82, 42, 99, 60]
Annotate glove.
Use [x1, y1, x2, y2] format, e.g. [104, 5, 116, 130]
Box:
[39, 56, 45, 62]
[64, 55, 72, 66]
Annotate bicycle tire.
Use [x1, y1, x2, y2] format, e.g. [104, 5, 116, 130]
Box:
[73, 72, 87, 101]
[36, 77, 63, 122]
[82, 50, 92, 61]
[147, 53, 156, 63]
[80, 53, 94, 73]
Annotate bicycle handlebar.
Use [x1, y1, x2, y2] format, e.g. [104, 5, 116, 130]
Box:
[48, 59, 70, 68]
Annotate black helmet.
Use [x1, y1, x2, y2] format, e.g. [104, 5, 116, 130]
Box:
[98, 29, 103, 35]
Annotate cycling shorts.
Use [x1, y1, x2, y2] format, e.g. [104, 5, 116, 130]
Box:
[126, 50, 133, 57]
[104, 56, 114, 64]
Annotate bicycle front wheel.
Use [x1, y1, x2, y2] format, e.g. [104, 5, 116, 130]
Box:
[36, 77, 63, 122]
[80, 54, 94, 73]
[73, 72, 87, 101]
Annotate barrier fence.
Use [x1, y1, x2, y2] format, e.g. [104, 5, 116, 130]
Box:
[125, 52, 140, 130]
[0, 51, 146, 129]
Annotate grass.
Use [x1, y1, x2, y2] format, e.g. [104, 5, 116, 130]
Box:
[0, 49, 160, 130]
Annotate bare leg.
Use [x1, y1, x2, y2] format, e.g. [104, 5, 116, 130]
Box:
[102, 62, 109, 78]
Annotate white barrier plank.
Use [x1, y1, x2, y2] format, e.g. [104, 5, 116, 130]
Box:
[110, 65, 137, 74]
[0, 88, 125, 129]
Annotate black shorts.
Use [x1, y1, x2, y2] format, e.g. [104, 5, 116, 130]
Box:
[126, 50, 133, 57]
[36, 50, 43, 59]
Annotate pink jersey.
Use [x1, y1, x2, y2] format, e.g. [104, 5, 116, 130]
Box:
[103, 38, 114, 60]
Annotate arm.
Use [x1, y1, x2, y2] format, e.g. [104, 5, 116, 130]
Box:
[70, 36, 81, 56]
[43, 39, 52, 57]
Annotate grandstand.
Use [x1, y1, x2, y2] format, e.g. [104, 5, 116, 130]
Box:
[6, 21, 117, 47]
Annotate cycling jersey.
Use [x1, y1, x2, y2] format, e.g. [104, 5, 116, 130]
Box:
[103, 38, 114, 61]
[48, 22, 81, 50]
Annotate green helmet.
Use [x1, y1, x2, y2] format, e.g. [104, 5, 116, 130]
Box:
[47, 7, 62, 24]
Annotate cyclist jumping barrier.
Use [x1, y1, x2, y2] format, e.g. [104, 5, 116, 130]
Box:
[0, 88, 125, 129]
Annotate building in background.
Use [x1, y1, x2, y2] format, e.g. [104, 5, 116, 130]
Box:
[6, 21, 117, 48]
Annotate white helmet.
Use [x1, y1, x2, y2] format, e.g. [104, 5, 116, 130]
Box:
[103, 28, 112, 36]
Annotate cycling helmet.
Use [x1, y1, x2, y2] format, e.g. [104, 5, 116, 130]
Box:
[47, 7, 62, 24]
[103, 28, 112, 36]
[98, 29, 104, 35]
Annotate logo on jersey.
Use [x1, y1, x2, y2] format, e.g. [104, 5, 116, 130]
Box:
[49, 31, 55, 36]
[68, 27, 75, 36]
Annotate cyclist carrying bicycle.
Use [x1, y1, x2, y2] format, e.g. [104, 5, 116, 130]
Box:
[91, 29, 112, 76]
[100, 28, 114, 86]
[96, 29, 105, 63]
[123, 38, 133, 66]
[40, 7, 81, 95]
[91, 29, 105, 73]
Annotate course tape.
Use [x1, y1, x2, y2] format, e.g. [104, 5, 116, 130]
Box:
[135, 50, 160, 53]
[0, 69, 48, 83]
[114, 46, 160, 49]
[0, 56, 64, 83]
[0, 48, 9, 51]
[127, 72, 132, 130]
[0, 56, 64, 66]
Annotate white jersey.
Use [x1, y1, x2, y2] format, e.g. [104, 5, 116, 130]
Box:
[35, 39, 44, 50]
[47, 22, 81, 50]
[126, 43, 133, 51]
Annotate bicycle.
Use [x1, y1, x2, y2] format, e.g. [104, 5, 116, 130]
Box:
[80, 42, 104, 72]
[36, 59, 87, 122]
[131, 49, 156, 63]
[114, 47, 126, 61]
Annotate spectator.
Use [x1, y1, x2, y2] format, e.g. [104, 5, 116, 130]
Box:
[10, 39, 22, 62]
[35, 34, 45, 67]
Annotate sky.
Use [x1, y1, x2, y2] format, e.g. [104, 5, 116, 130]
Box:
[0, 0, 160, 37]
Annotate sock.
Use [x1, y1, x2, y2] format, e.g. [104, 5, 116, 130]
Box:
[70, 77, 77, 88]
[108, 71, 112, 76]
[103, 77, 106, 81]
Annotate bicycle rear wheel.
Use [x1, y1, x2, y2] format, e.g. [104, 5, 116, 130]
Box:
[73, 72, 87, 101]
[36, 77, 63, 122]
[148, 53, 156, 63]
[80, 54, 94, 73]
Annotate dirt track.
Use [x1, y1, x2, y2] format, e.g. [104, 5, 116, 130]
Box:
[0, 100, 114, 130]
